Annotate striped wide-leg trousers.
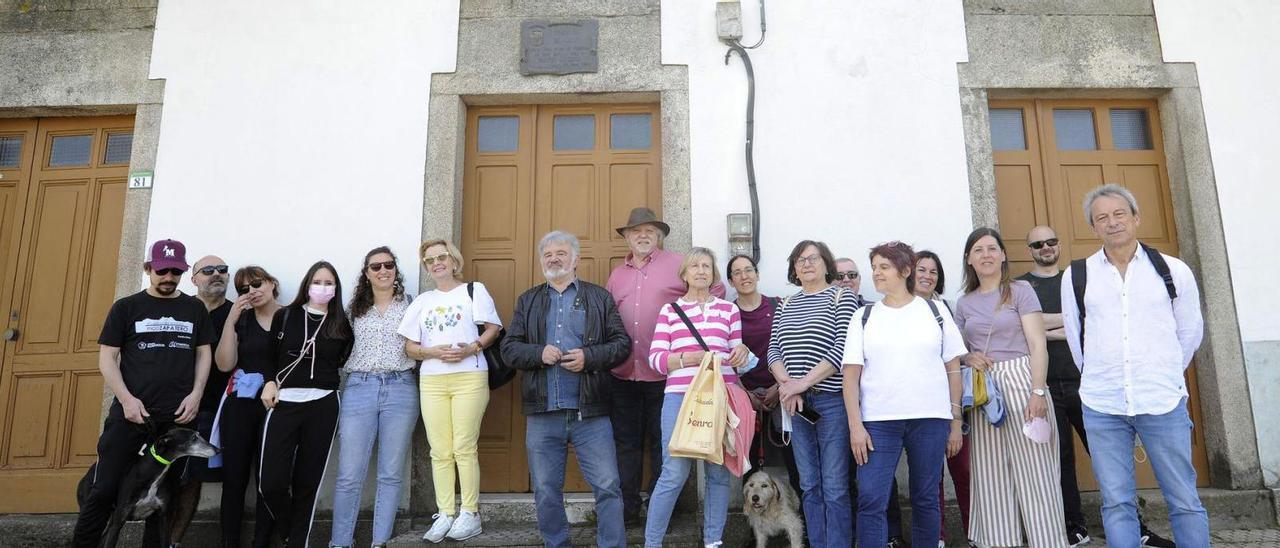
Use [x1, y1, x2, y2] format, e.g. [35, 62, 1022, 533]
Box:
[969, 355, 1070, 548]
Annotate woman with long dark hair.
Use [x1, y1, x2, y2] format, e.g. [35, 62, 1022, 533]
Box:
[258, 261, 353, 547]
[214, 265, 282, 548]
[954, 228, 1066, 547]
[843, 241, 966, 548]
[913, 249, 971, 544]
[330, 247, 417, 548]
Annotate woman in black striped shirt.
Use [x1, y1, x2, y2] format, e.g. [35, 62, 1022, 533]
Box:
[767, 240, 858, 548]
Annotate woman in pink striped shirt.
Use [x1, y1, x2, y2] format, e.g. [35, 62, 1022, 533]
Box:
[643, 247, 751, 547]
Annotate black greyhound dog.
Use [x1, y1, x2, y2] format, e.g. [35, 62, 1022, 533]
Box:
[77, 424, 218, 548]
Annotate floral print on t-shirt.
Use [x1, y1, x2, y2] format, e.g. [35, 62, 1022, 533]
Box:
[423, 304, 465, 332]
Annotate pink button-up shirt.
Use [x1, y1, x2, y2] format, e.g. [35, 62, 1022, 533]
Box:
[606, 249, 724, 382]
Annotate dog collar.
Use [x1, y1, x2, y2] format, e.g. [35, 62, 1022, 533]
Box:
[149, 444, 172, 466]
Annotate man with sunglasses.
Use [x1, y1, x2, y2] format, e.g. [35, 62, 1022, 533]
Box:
[74, 239, 215, 548]
[833, 257, 867, 306]
[1017, 226, 1175, 548]
[169, 255, 233, 547]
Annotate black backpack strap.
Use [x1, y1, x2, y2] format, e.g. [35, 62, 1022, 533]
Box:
[1071, 258, 1088, 349]
[860, 302, 875, 328]
[669, 302, 710, 352]
[924, 298, 944, 330]
[1141, 243, 1178, 300]
[466, 281, 474, 300]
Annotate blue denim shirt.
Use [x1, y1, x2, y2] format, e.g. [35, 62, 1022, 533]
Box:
[545, 279, 586, 411]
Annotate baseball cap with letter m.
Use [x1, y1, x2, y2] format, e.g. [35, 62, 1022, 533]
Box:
[147, 239, 189, 272]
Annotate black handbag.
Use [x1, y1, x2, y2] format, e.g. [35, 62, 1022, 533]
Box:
[467, 282, 514, 390]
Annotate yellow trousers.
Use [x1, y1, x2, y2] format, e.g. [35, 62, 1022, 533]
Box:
[419, 371, 489, 515]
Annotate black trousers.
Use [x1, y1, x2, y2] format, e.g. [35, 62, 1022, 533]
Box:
[218, 395, 275, 547]
[1050, 377, 1088, 526]
[258, 393, 339, 547]
[609, 377, 664, 517]
[73, 416, 176, 548]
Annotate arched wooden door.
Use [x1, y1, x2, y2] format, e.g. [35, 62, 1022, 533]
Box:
[462, 103, 662, 492]
[989, 98, 1209, 489]
[0, 116, 133, 511]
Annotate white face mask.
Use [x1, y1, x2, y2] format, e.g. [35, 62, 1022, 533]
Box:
[308, 283, 336, 305]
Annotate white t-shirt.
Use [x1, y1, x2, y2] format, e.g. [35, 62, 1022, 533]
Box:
[841, 296, 967, 421]
[398, 282, 502, 376]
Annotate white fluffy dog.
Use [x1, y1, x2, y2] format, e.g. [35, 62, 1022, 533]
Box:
[741, 469, 804, 548]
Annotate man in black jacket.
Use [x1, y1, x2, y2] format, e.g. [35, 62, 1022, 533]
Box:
[501, 231, 632, 548]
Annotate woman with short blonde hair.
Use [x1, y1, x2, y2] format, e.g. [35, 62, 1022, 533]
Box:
[399, 239, 501, 542]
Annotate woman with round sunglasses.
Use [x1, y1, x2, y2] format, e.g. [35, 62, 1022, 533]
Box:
[213, 265, 282, 548]
[329, 247, 417, 548]
[913, 249, 971, 545]
[257, 261, 354, 547]
[398, 239, 501, 543]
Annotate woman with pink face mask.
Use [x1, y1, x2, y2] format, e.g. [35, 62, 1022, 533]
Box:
[257, 260, 354, 547]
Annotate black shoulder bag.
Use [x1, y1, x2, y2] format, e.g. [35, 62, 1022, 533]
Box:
[467, 282, 514, 390]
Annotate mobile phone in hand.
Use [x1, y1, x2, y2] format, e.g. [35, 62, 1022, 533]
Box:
[797, 406, 821, 425]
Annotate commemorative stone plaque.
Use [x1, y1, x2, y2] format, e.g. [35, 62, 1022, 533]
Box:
[520, 19, 599, 75]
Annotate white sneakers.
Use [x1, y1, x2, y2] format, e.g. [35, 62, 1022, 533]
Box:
[422, 513, 455, 543]
[447, 511, 483, 541]
[421, 510, 483, 543]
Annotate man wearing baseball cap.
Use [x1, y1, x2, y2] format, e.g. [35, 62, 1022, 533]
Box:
[73, 239, 216, 547]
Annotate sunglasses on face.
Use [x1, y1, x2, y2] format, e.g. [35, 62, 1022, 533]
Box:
[236, 280, 264, 294]
[155, 268, 183, 277]
[834, 271, 859, 281]
[367, 261, 396, 272]
[423, 253, 451, 266]
[197, 264, 229, 276]
[1028, 238, 1060, 250]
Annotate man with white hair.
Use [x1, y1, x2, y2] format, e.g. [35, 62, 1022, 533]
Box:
[502, 231, 632, 548]
[1062, 183, 1207, 547]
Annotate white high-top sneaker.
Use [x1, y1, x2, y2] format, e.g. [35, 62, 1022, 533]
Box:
[421, 513, 455, 543]
[446, 511, 483, 541]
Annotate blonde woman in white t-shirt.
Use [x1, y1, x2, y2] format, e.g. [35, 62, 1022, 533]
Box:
[398, 239, 502, 543]
[841, 241, 966, 548]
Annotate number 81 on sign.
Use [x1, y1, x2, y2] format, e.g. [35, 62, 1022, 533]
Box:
[128, 171, 153, 189]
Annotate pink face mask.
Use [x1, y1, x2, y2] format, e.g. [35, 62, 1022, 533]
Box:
[1022, 416, 1052, 444]
[308, 283, 336, 305]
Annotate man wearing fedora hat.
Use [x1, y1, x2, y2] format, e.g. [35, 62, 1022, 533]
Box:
[605, 207, 723, 526]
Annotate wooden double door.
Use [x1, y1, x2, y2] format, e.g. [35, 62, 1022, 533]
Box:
[989, 98, 1209, 489]
[0, 116, 134, 511]
[462, 104, 662, 492]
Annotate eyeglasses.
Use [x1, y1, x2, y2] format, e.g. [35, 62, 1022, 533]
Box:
[197, 264, 228, 276]
[794, 254, 822, 266]
[1028, 238, 1060, 250]
[422, 253, 451, 266]
[367, 261, 396, 272]
[730, 266, 757, 278]
[236, 280, 264, 294]
[155, 268, 183, 277]
[834, 271, 859, 281]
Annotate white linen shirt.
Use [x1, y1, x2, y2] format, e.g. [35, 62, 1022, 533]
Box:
[1061, 244, 1203, 417]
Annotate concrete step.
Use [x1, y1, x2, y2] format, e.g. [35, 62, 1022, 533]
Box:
[1, 488, 1273, 546]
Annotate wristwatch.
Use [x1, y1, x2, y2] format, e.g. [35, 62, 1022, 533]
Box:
[1031, 388, 1047, 397]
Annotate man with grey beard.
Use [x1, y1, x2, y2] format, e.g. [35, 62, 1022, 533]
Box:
[170, 255, 233, 547]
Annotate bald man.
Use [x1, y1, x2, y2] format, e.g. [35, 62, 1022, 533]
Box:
[170, 255, 234, 546]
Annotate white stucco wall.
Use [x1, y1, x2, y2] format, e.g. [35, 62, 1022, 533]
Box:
[663, 0, 972, 301]
[146, 0, 461, 512]
[1154, 0, 1280, 486]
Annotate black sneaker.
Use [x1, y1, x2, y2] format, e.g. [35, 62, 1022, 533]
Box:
[1066, 523, 1091, 546]
[1140, 525, 1176, 548]
[886, 536, 907, 548]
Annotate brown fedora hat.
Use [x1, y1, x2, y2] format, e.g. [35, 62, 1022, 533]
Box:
[615, 207, 671, 237]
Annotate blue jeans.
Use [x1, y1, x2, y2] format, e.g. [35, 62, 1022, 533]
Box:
[329, 370, 420, 546]
[1083, 398, 1209, 548]
[645, 392, 732, 547]
[789, 391, 852, 548]
[527, 410, 626, 548]
[856, 419, 949, 548]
